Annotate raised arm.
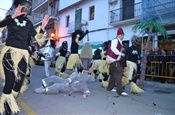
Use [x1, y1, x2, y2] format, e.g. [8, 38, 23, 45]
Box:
[30, 15, 49, 46]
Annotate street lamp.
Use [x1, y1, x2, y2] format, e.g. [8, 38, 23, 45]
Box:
[50, 33, 55, 38]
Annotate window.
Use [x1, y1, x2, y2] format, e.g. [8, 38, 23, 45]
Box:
[89, 6, 95, 20]
[50, 3, 55, 15]
[122, 0, 134, 20]
[66, 15, 70, 27]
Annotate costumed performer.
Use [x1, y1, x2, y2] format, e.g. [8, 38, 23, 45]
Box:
[88, 48, 102, 77]
[34, 72, 95, 99]
[0, 0, 49, 114]
[123, 35, 144, 94]
[39, 39, 55, 78]
[66, 25, 89, 73]
[55, 41, 68, 77]
[97, 43, 110, 88]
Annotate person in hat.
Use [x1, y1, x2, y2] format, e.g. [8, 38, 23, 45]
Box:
[66, 25, 89, 73]
[106, 27, 128, 96]
[0, 0, 49, 114]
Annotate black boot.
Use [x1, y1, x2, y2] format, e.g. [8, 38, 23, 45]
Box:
[4, 102, 11, 115]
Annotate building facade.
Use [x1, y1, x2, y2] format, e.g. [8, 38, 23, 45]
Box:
[31, 0, 175, 53]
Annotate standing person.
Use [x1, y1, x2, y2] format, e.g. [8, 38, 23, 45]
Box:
[0, 0, 49, 114]
[55, 41, 68, 76]
[106, 27, 128, 96]
[169, 48, 175, 78]
[66, 25, 89, 73]
[39, 39, 55, 78]
[122, 35, 144, 94]
[123, 35, 141, 84]
[158, 49, 170, 83]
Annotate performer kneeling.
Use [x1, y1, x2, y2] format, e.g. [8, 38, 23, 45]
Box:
[55, 41, 68, 77]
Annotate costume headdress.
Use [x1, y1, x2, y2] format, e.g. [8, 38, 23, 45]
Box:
[12, 0, 32, 14]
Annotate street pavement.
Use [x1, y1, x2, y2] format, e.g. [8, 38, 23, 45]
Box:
[0, 65, 175, 115]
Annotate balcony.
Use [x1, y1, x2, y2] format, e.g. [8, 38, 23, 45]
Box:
[109, 2, 141, 26]
[32, 0, 48, 11]
[67, 20, 87, 34]
[32, 10, 48, 26]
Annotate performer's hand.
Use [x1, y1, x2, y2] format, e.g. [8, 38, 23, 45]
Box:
[41, 15, 50, 31]
[138, 60, 141, 64]
[122, 48, 124, 52]
[85, 30, 89, 34]
[12, 6, 27, 19]
[121, 52, 125, 57]
[64, 83, 69, 87]
[82, 94, 87, 99]
[124, 67, 128, 71]
[31, 55, 38, 61]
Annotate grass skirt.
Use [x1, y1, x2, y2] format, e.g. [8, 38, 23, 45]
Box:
[55, 56, 66, 71]
[0, 93, 20, 114]
[0, 46, 30, 81]
[66, 54, 83, 70]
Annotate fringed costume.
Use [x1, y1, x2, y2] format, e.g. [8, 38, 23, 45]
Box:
[123, 35, 144, 94]
[66, 29, 88, 73]
[89, 48, 102, 76]
[20, 45, 39, 93]
[55, 41, 68, 78]
[97, 51, 110, 88]
[0, 0, 47, 114]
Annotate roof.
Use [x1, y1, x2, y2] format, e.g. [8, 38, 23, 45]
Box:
[58, 0, 87, 14]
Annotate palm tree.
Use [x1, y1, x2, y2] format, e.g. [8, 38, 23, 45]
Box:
[132, 21, 168, 88]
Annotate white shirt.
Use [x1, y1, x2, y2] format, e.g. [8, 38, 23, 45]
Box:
[107, 38, 123, 63]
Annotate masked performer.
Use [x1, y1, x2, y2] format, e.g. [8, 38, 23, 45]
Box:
[0, 0, 49, 114]
[55, 41, 68, 77]
[89, 48, 102, 76]
[66, 27, 88, 73]
[34, 72, 95, 99]
[39, 39, 55, 78]
[123, 35, 144, 94]
[97, 51, 110, 88]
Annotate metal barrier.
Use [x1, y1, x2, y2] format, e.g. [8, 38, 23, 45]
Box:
[146, 61, 175, 79]
[120, 61, 175, 80]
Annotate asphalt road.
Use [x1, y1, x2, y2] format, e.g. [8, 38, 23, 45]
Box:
[0, 65, 175, 115]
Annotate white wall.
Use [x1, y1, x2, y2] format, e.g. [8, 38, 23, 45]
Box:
[58, 0, 143, 51]
[59, 0, 80, 10]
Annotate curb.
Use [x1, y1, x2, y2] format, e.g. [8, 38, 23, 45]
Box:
[145, 81, 175, 89]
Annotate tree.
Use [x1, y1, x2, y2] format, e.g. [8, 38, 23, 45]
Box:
[132, 21, 168, 88]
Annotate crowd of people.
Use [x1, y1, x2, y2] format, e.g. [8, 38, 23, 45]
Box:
[146, 47, 175, 83]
